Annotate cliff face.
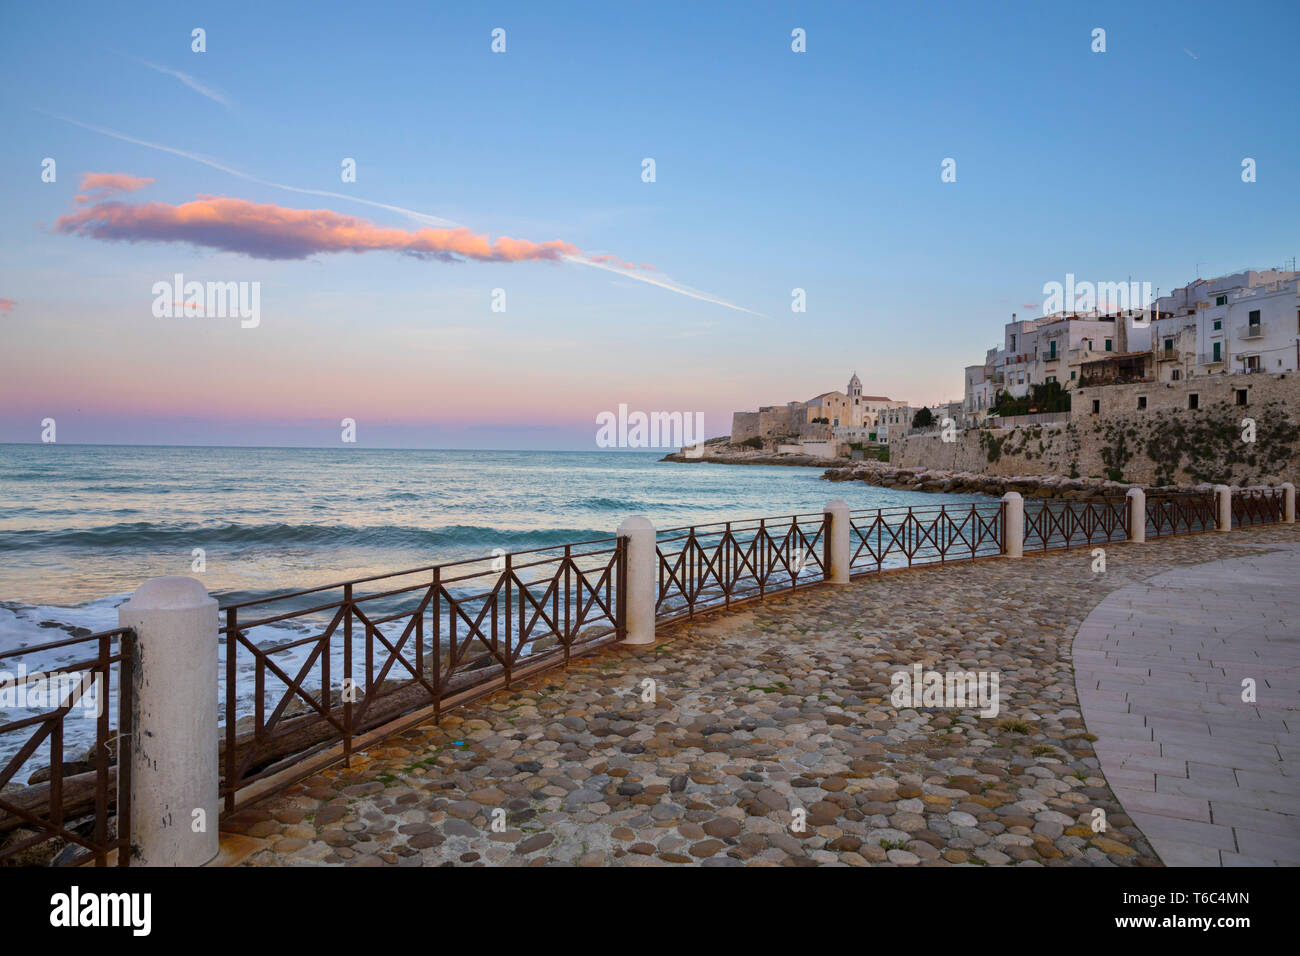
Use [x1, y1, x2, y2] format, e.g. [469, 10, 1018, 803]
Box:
[895, 396, 1299, 487]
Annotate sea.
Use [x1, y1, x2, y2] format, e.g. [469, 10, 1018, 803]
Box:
[0, 444, 992, 768]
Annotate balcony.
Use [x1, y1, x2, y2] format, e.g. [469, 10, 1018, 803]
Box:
[1197, 353, 1225, 366]
[1156, 347, 1181, 362]
[1237, 322, 1266, 340]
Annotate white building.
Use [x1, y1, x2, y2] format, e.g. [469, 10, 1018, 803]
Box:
[961, 267, 1297, 421]
[874, 404, 920, 444]
[963, 363, 993, 421]
[963, 309, 1153, 415]
[1151, 270, 1298, 380]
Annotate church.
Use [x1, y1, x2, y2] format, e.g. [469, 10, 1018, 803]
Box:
[730, 373, 905, 444]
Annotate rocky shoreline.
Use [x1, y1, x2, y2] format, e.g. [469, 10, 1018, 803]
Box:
[822, 460, 1224, 499]
[661, 448, 1279, 499]
[661, 451, 850, 468]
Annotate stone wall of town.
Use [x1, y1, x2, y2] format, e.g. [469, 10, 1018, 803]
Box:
[1071, 370, 1299, 419]
[896, 372, 1300, 485]
[732, 404, 832, 445]
[731, 411, 761, 443]
[731, 404, 803, 444]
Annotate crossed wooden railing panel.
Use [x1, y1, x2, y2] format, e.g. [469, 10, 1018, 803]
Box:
[849, 504, 1004, 571]
[219, 539, 623, 807]
[1147, 493, 1218, 537]
[0, 627, 133, 866]
[1232, 489, 1284, 527]
[1022, 498, 1129, 551]
[655, 515, 826, 621]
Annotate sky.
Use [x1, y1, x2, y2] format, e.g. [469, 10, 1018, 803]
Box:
[1, 0, 1297, 449]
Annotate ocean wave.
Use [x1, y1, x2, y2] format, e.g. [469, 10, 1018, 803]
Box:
[0, 521, 610, 553]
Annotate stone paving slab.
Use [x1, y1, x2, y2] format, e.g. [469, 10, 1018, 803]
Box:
[1074, 539, 1300, 866]
[226, 523, 1300, 867]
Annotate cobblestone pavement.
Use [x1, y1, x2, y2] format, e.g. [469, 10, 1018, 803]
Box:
[1076, 543, 1300, 866]
[229, 522, 1300, 867]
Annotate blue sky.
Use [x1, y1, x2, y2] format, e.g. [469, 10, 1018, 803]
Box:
[1, 0, 1296, 447]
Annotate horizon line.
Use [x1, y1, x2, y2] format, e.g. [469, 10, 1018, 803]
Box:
[0, 441, 699, 454]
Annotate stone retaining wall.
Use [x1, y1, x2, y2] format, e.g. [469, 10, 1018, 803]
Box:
[896, 373, 1300, 485]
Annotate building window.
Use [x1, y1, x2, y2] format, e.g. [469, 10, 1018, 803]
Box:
[1248, 309, 1261, 331]
[1104, 338, 1113, 351]
[1212, 341, 1222, 362]
[1213, 319, 1222, 330]
[1091, 399, 1100, 415]
[1189, 393, 1199, 410]
[1070, 370, 1076, 380]
[1236, 389, 1248, 406]
[1164, 337, 1173, 352]
[1171, 369, 1181, 381]
[1137, 396, 1147, 410]
[1216, 295, 1227, 306]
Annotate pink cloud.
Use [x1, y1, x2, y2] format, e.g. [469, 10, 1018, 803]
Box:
[0, 298, 15, 312]
[75, 172, 156, 203]
[56, 192, 583, 263]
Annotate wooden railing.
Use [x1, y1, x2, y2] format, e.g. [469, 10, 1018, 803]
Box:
[848, 503, 1004, 572]
[1023, 498, 1129, 551]
[1232, 488, 1285, 527]
[1147, 493, 1218, 537]
[0, 627, 133, 867]
[655, 514, 826, 622]
[218, 537, 625, 807]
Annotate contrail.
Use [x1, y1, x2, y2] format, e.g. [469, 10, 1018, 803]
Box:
[130, 56, 231, 109]
[566, 255, 768, 318]
[40, 112, 463, 227]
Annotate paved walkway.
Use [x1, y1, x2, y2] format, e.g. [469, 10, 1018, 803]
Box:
[1074, 543, 1300, 866]
[224, 522, 1300, 866]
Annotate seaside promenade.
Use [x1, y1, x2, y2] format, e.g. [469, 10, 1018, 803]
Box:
[222, 522, 1300, 867]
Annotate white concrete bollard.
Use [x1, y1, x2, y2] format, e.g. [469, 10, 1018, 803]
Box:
[1214, 484, 1232, 532]
[1283, 482, 1296, 524]
[617, 516, 656, 645]
[117, 576, 219, 866]
[1126, 487, 1146, 543]
[823, 499, 851, 584]
[1002, 492, 1024, 558]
